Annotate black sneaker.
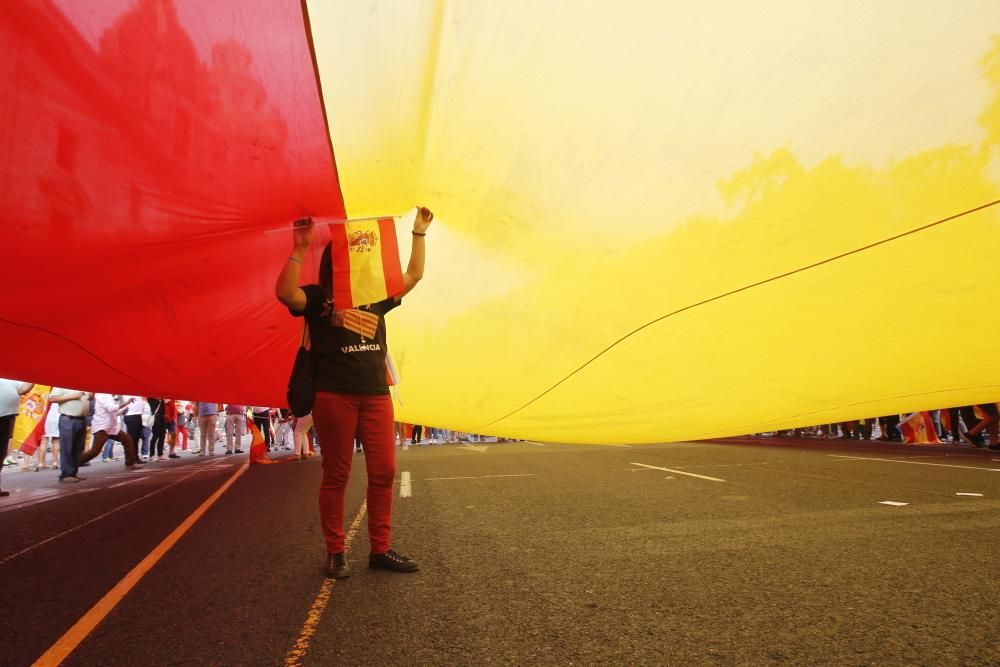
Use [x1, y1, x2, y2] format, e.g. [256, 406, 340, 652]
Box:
[324, 552, 350, 579]
[368, 549, 419, 573]
[962, 432, 986, 447]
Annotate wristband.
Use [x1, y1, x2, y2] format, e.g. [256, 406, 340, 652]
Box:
[288, 256, 303, 264]
[412, 231, 426, 237]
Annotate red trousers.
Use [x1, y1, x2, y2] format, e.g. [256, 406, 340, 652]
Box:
[312, 392, 396, 555]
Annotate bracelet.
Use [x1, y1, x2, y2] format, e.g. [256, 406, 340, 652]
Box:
[412, 231, 426, 237]
[288, 256, 303, 264]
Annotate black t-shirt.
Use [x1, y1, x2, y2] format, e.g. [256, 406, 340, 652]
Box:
[290, 284, 400, 395]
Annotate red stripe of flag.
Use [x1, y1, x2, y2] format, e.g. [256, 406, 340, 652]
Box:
[379, 217, 404, 298]
[329, 225, 354, 308]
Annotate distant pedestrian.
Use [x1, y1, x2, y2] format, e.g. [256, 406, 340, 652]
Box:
[962, 403, 1000, 449]
[294, 413, 313, 460]
[80, 393, 141, 469]
[164, 399, 179, 458]
[123, 395, 146, 458]
[48, 388, 92, 483]
[274, 408, 293, 451]
[253, 406, 273, 451]
[197, 402, 219, 456]
[224, 403, 246, 455]
[175, 405, 189, 451]
[148, 398, 167, 461]
[0, 379, 35, 496]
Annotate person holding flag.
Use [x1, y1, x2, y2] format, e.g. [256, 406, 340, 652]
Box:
[1, 378, 35, 497]
[275, 207, 432, 579]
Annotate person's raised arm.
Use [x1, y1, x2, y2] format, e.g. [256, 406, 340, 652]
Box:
[275, 217, 314, 312]
[400, 207, 433, 298]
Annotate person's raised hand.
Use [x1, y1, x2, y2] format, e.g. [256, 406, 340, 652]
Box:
[292, 217, 315, 251]
[413, 207, 433, 234]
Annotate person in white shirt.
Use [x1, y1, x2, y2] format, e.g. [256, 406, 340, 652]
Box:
[80, 394, 142, 469]
[140, 400, 154, 459]
[0, 378, 35, 496]
[37, 399, 62, 470]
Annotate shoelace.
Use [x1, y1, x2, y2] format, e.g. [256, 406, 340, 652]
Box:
[383, 550, 407, 563]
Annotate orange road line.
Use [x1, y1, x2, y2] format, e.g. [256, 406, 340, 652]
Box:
[32, 462, 250, 667]
[284, 500, 368, 666]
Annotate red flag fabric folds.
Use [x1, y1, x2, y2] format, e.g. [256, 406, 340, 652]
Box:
[0, 0, 343, 405]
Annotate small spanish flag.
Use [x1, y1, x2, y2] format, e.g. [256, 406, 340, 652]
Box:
[330, 217, 404, 309]
[898, 412, 941, 445]
[13, 385, 51, 456]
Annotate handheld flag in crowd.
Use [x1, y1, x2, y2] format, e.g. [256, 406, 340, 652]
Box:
[898, 412, 941, 445]
[13, 385, 51, 456]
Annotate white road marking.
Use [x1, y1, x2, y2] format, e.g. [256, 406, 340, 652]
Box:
[956, 492, 984, 497]
[829, 455, 1000, 472]
[459, 445, 489, 453]
[629, 462, 725, 482]
[523, 441, 547, 447]
[0, 488, 99, 513]
[400, 471, 412, 498]
[670, 462, 769, 469]
[423, 473, 537, 481]
[109, 477, 148, 489]
[879, 501, 909, 507]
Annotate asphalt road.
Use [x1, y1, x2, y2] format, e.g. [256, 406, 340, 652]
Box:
[2, 437, 998, 665]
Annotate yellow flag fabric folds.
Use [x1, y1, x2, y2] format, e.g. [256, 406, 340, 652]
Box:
[306, 1, 1000, 443]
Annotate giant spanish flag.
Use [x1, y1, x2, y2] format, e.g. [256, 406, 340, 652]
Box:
[329, 217, 404, 309]
[1, 1, 999, 444]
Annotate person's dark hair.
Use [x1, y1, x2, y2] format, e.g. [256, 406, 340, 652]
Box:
[319, 242, 333, 298]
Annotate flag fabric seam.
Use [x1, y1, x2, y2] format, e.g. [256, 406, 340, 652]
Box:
[479, 197, 1000, 430]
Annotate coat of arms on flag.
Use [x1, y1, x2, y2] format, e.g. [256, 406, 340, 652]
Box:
[329, 217, 404, 309]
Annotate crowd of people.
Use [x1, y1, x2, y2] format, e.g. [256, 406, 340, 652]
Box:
[0, 381, 506, 496]
[749, 404, 1000, 449]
